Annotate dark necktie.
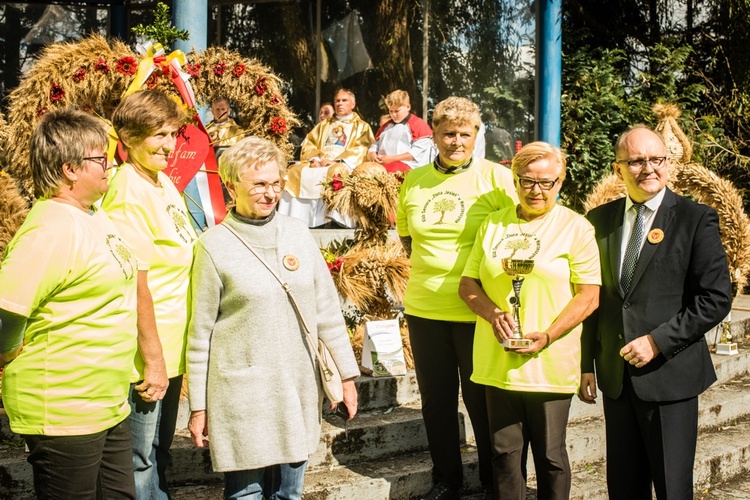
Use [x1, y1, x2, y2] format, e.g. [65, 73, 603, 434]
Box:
[620, 204, 646, 294]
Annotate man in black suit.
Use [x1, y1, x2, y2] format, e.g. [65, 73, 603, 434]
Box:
[579, 126, 732, 499]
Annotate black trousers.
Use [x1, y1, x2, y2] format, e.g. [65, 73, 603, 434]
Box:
[24, 418, 136, 500]
[603, 372, 698, 500]
[485, 387, 572, 500]
[406, 315, 493, 490]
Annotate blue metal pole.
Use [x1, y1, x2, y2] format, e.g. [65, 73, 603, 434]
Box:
[535, 0, 562, 146]
[174, 0, 209, 229]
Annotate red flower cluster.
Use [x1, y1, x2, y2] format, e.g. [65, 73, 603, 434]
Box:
[254, 77, 268, 96]
[95, 57, 109, 73]
[232, 63, 245, 78]
[331, 173, 343, 191]
[326, 257, 345, 274]
[213, 62, 226, 76]
[49, 82, 65, 102]
[146, 73, 159, 89]
[269, 116, 287, 135]
[185, 63, 201, 78]
[270, 94, 283, 106]
[72, 67, 87, 83]
[116, 56, 137, 76]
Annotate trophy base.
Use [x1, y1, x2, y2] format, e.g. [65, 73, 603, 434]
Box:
[503, 337, 533, 349]
[716, 342, 739, 356]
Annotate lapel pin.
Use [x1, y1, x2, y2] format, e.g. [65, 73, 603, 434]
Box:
[647, 228, 664, 244]
[283, 254, 300, 271]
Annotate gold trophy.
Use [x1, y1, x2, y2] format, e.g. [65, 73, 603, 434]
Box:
[501, 258, 535, 349]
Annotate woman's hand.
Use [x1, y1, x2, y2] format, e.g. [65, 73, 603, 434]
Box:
[514, 331, 550, 355]
[188, 410, 209, 447]
[332, 378, 358, 420]
[489, 310, 515, 343]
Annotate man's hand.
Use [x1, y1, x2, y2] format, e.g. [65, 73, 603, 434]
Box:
[367, 152, 381, 163]
[188, 410, 209, 448]
[578, 372, 598, 404]
[620, 334, 661, 368]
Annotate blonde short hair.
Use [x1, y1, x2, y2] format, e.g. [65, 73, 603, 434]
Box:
[385, 90, 410, 108]
[30, 108, 109, 199]
[219, 136, 287, 184]
[113, 90, 185, 149]
[511, 141, 567, 180]
[432, 96, 481, 132]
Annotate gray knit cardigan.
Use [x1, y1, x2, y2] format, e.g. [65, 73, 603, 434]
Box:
[186, 211, 359, 472]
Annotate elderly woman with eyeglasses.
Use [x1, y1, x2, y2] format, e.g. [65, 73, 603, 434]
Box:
[186, 136, 359, 500]
[458, 141, 601, 500]
[0, 109, 138, 499]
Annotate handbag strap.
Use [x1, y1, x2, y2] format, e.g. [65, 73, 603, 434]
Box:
[221, 222, 333, 375]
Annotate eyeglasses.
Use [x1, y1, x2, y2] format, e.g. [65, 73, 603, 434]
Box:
[248, 180, 284, 195]
[83, 155, 110, 171]
[615, 156, 667, 172]
[516, 177, 559, 190]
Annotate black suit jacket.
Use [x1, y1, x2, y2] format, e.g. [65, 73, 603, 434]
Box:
[581, 188, 732, 402]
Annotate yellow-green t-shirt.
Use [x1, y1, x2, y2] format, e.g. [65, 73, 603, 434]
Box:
[101, 164, 197, 381]
[463, 204, 601, 393]
[0, 200, 138, 435]
[396, 158, 517, 321]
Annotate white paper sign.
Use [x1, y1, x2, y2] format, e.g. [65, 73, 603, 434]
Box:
[361, 319, 407, 377]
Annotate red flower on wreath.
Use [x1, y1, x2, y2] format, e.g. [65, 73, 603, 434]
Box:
[95, 57, 109, 74]
[213, 62, 226, 76]
[331, 173, 343, 191]
[116, 56, 137, 76]
[254, 77, 268, 96]
[185, 63, 201, 78]
[270, 94, 283, 106]
[72, 67, 87, 83]
[50, 82, 65, 102]
[327, 257, 345, 274]
[37, 107, 49, 118]
[269, 116, 287, 135]
[146, 73, 159, 89]
[232, 63, 245, 78]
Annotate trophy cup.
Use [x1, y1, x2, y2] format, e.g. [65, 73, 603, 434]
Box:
[715, 319, 738, 355]
[501, 258, 535, 349]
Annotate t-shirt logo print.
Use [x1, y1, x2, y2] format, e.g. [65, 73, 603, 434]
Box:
[421, 191, 466, 224]
[167, 204, 195, 244]
[492, 233, 541, 260]
[106, 234, 136, 280]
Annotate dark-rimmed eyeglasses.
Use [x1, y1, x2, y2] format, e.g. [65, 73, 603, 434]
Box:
[615, 156, 667, 172]
[516, 177, 559, 190]
[248, 180, 285, 195]
[83, 155, 110, 171]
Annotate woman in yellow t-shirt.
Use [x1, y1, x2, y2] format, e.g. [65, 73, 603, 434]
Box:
[0, 109, 138, 498]
[101, 90, 196, 500]
[459, 142, 601, 500]
[396, 96, 517, 500]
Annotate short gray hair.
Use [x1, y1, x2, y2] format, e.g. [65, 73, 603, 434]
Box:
[30, 108, 109, 199]
[218, 136, 287, 185]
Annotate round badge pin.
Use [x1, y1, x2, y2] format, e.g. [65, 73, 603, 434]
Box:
[647, 228, 664, 244]
[283, 254, 300, 271]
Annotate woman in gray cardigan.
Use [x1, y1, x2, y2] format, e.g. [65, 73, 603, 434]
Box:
[186, 136, 359, 500]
